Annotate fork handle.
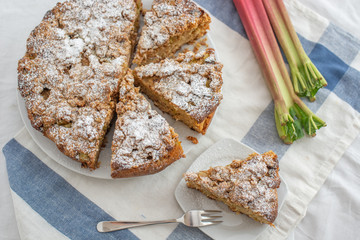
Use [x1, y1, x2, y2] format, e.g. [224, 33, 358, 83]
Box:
[97, 219, 178, 232]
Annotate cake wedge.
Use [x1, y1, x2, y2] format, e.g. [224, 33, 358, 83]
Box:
[133, 48, 223, 134]
[111, 70, 184, 178]
[184, 151, 281, 225]
[132, 0, 211, 65]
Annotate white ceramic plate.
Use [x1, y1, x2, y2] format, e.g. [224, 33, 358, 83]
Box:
[175, 138, 288, 240]
[17, 0, 219, 179]
[17, 35, 217, 179]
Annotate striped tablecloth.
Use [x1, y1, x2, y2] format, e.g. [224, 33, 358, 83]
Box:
[2, 0, 360, 239]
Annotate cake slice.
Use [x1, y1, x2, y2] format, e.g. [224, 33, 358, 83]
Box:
[132, 0, 211, 65]
[17, 0, 142, 169]
[111, 70, 184, 178]
[133, 48, 223, 134]
[184, 151, 281, 225]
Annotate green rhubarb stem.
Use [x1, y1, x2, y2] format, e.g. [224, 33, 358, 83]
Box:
[263, 0, 327, 101]
[233, 0, 326, 143]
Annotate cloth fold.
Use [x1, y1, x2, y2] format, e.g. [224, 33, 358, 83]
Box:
[2, 0, 360, 239]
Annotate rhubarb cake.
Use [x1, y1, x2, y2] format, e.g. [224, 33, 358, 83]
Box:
[133, 48, 223, 134]
[111, 71, 184, 178]
[184, 151, 281, 225]
[17, 0, 141, 169]
[132, 0, 211, 65]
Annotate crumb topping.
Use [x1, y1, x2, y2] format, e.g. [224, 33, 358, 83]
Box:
[137, 0, 205, 52]
[17, 0, 140, 166]
[185, 152, 280, 222]
[134, 49, 223, 122]
[186, 136, 198, 144]
[111, 72, 177, 170]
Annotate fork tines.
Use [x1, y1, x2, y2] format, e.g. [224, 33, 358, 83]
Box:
[200, 210, 223, 225]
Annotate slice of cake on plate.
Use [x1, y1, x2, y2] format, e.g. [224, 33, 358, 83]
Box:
[184, 151, 281, 225]
[111, 70, 184, 178]
[132, 0, 211, 65]
[17, 0, 142, 169]
[133, 48, 223, 134]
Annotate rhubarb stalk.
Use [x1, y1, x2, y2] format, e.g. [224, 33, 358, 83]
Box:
[263, 0, 327, 101]
[233, 0, 326, 143]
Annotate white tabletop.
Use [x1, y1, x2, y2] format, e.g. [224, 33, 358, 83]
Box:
[1, 0, 359, 239]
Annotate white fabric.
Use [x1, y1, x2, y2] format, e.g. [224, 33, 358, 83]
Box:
[11, 191, 69, 240]
[286, 1, 360, 239]
[295, 135, 360, 240]
[299, 0, 360, 41]
[1, 0, 359, 240]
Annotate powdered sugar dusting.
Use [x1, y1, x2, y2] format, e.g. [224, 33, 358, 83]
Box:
[111, 72, 178, 172]
[17, 0, 140, 168]
[133, 0, 210, 65]
[138, 0, 203, 50]
[184, 152, 281, 223]
[134, 49, 223, 122]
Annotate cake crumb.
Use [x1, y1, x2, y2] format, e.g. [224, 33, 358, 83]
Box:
[193, 41, 201, 53]
[181, 47, 190, 54]
[200, 37, 208, 47]
[187, 136, 198, 144]
[193, 37, 208, 53]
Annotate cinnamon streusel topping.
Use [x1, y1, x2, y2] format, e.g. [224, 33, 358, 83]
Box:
[184, 151, 281, 223]
[134, 48, 223, 123]
[139, 0, 205, 50]
[133, 0, 211, 65]
[18, 0, 141, 168]
[111, 71, 183, 177]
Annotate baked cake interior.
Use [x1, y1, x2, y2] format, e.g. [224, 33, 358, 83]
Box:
[133, 0, 211, 65]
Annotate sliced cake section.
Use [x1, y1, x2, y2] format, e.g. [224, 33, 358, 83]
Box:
[17, 0, 142, 169]
[133, 48, 223, 134]
[132, 0, 211, 65]
[111, 71, 184, 178]
[184, 151, 281, 225]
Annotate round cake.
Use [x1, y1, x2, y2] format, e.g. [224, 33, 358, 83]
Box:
[17, 0, 222, 178]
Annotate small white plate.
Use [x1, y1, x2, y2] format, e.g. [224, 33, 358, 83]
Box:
[175, 138, 288, 240]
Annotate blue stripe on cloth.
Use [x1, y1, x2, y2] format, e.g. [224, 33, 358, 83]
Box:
[309, 43, 349, 91]
[318, 23, 360, 65]
[2, 139, 138, 240]
[167, 224, 212, 240]
[241, 90, 329, 158]
[333, 67, 360, 112]
[241, 101, 291, 158]
[298, 34, 317, 55]
[194, 0, 246, 37]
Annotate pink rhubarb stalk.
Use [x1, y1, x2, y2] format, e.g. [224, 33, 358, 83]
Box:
[233, 0, 326, 143]
[263, 0, 327, 101]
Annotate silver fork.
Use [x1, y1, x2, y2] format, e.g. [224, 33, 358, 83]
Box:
[97, 210, 222, 232]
